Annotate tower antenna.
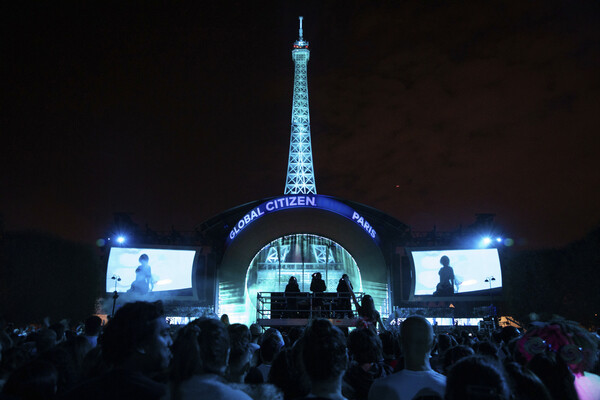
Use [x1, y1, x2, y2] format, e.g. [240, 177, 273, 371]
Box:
[285, 17, 316, 194]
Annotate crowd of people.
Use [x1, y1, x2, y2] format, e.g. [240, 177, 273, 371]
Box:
[0, 300, 599, 400]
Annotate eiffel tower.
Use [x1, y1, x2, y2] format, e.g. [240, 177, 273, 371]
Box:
[284, 16, 317, 195]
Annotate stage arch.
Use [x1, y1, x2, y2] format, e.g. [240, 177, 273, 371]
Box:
[217, 206, 388, 325]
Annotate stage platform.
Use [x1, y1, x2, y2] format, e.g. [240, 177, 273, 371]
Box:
[256, 317, 359, 328]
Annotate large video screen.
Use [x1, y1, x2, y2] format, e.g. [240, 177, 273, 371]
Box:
[106, 247, 196, 294]
[409, 248, 502, 296]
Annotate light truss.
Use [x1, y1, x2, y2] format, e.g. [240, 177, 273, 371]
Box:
[285, 16, 317, 195]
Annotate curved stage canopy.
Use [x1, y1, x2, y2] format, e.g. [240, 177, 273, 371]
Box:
[199, 194, 411, 325]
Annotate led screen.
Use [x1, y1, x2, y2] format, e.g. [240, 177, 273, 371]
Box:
[106, 247, 196, 294]
[409, 248, 502, 296]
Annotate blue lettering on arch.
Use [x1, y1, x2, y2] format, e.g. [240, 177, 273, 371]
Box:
[226, 195, 378, 245]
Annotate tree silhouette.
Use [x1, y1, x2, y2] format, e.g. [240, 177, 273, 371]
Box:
[0, 231, 102, 325]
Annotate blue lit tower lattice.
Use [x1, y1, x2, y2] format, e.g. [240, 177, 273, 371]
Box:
[284, 16, 317, 195]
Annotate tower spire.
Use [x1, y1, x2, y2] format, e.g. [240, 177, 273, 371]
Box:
[285, 16, 317, 194]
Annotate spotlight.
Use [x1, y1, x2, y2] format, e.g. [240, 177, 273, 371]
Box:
[482, 237, 492, 246]
[116, 236, 126, 244]
[496, 237, 502, 243]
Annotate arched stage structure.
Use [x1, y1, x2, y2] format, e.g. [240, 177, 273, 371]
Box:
[199, 194, 409, 325]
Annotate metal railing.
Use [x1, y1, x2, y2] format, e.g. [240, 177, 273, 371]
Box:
[257, 291, 364, 320]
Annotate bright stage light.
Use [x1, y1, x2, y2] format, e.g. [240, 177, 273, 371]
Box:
[116, 236, 126, 244]
[482, 237, 492, 246]
[496, 237, 502, 243]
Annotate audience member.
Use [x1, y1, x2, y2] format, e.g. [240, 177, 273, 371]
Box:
[1, 359, 58, 400]
[516, 317, 600, 400]
[474, 340, 500, 361]
[83, 316, 102, 348]
[269, 346, 310, 400]
[49, 323, 66, 345]
[220, 314, 230, 326]
[445, 355, 511, 400]
[169, 317, 251, 400]
[357, 295, 385, 332]
[227, 323, 254, 383]
[343, 327, 392, 400]
[258, 329, 285, 382]
[442, 344, 474, 374]
[504, 362, 552, 400]
[379, 330, 401, 371]
[368, 316, 445, 400]
[34, 329, 57, 356]
[298, 318, 348, 400]
[528, 352, 579, 400]
[61, 300, 172, 400]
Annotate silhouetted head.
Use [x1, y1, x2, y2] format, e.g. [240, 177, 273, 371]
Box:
[301, 318, 347, 383]
[260, 329, 284, 363]
[171, 317, 230, 382]
[289, 276, 297, 284]
[379, 330, 400, 359]
[400, 316, 434, 358]
[440, 256, 450, 267]
[475, 341, 500, 360]
[84, 315, 102, 336]
[220, 314, 230, 325]
[437, 333, 452, 353]
[445, 355, 511, 400]
[348, 327, 383, 364]
[504, 362, 553, 400]
[361, 295, 375, 310]
[99, 300, 171, 372]
[139, 254, 149, 264]
[269, 347, 311, 400]
[443, 345, 475, 373]
[312, 272, 322, 280]
[35, 329, 57, 354]
[527, 352, 578, 400]
[227, 323, 252, 382]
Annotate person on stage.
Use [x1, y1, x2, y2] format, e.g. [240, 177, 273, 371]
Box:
[310, 272, 326, 316]
[433, 255, 456, 296]
[336, 274, 354, 318]
[285, 276, 300, 317]
[286, 276, 300, 293]
[310, 272, 326, 293]
[129, 254, 154, 294]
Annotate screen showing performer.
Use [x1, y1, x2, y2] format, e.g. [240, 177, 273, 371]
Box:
[105, 247, 196, 293]
[410, 248, 502, 296]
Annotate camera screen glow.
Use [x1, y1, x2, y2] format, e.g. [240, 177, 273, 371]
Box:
[106, 247, 195, 293]
[410, 248, 502, 296]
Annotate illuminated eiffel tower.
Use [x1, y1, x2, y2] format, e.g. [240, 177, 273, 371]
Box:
[284, 16, 317, 195]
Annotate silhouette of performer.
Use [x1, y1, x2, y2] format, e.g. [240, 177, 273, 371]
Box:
[336, 274, 354, 318]
[310, 272, 326, 293]
[433, 255, 455, 296]
[285, 276, 300, 293]
[310, 272, 326, 315]
[285, 276, 301, 317]
[129, 254, 153, 294]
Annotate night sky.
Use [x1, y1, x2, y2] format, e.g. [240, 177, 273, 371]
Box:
[2, 1, 599, 249]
